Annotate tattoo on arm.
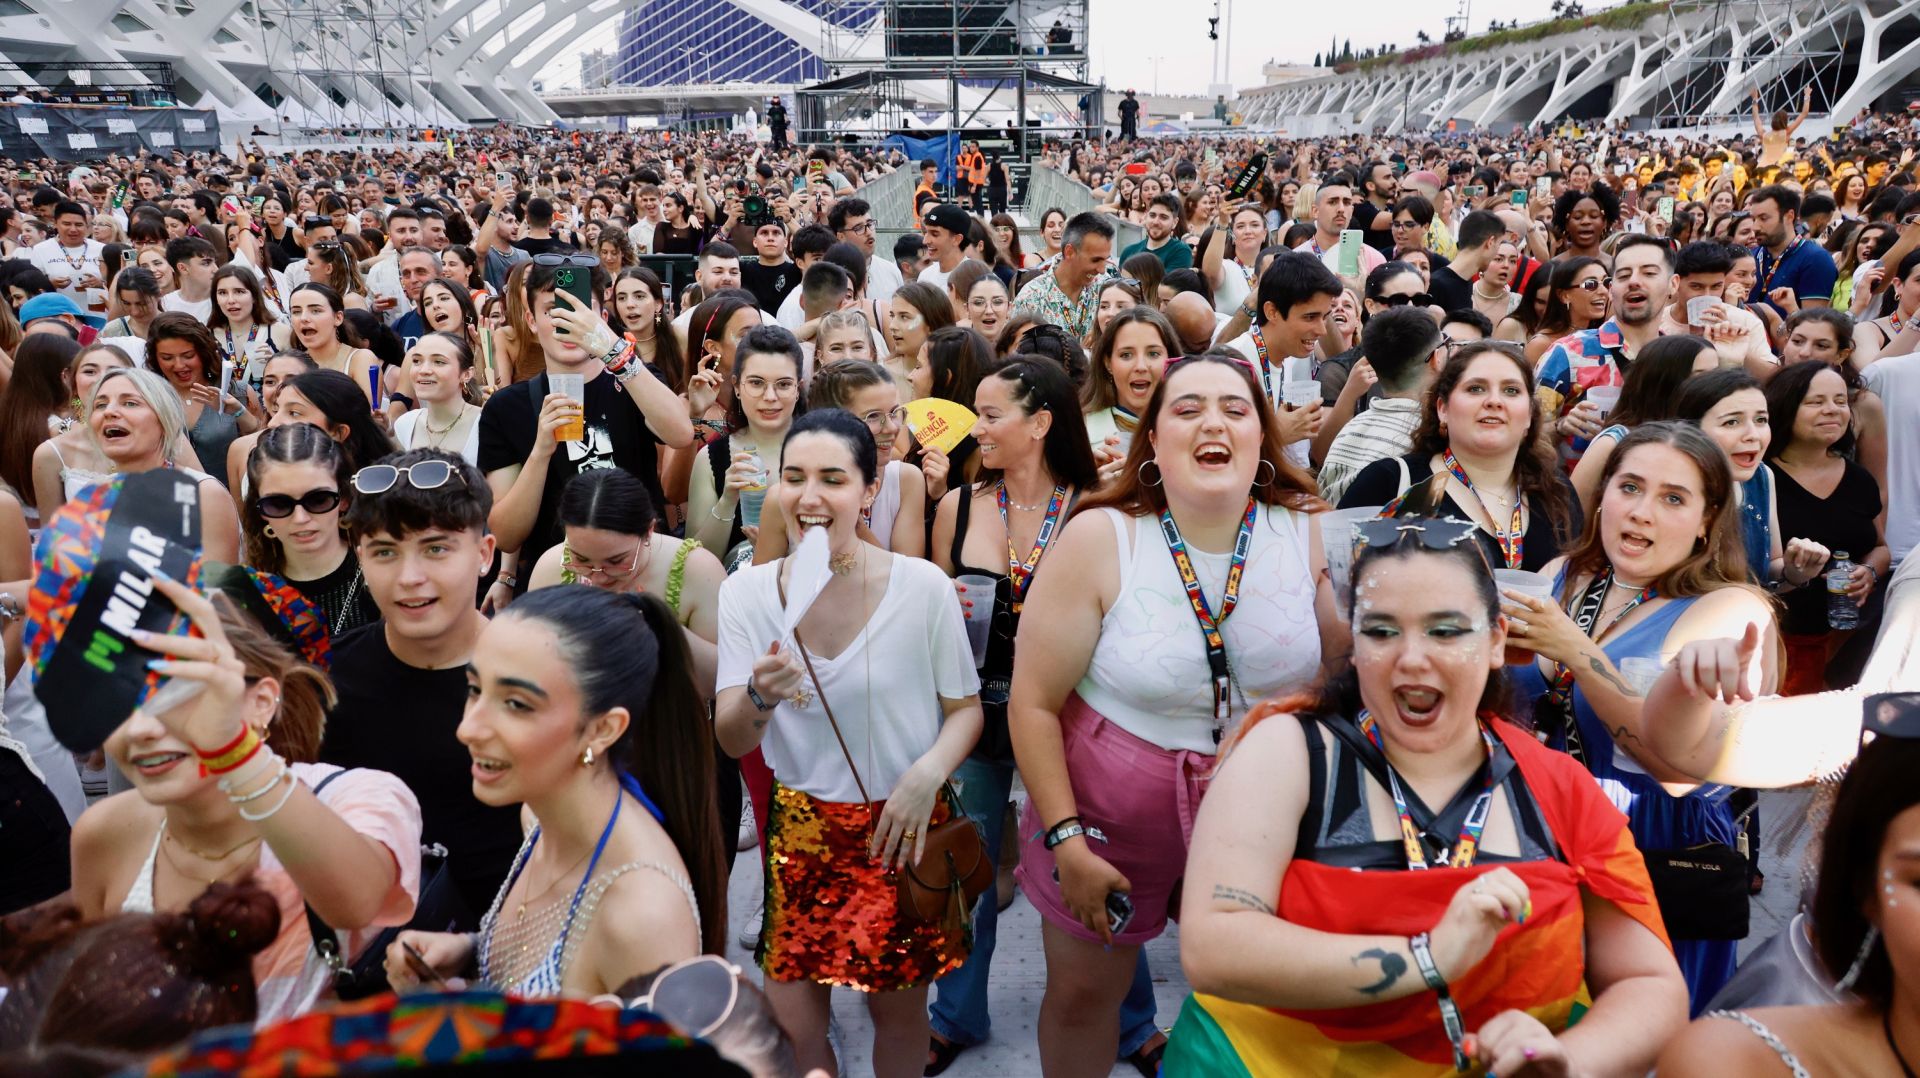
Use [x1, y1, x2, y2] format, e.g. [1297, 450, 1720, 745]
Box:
[1587, 652, 1639, 698]
[1211, 884, 1276, 916]
[1607, 723, 1643, 747]
[1351, 947, 1410, 997]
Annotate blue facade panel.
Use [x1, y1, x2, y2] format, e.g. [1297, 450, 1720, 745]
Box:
[613, 0, 880, 86]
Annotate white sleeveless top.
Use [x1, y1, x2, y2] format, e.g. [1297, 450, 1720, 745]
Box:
[1077, 504, 1322, 753]
[870, 460, 904, 548]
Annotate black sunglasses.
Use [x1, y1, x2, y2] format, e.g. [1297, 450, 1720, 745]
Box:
[1377, 292, 1435, 308]
[352, 460, 459, 495]
[255, 488, 341, 519]
[302, 214, 331, 228]
[1354, 516, 1480, 554]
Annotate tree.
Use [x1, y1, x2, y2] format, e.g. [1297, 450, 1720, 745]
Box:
[1342, 38, 1353, 62]
[1313, 51, 1322, 67]
[1416, 30, 1431, 45]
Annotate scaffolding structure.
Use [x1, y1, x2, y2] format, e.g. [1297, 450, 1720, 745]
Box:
[253, 0, 433, 129]
[1648, 0, 1852, 128]
[799, 0, 1094, 160]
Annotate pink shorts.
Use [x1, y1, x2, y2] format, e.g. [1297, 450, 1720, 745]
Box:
[1016, 693, 1213, 946]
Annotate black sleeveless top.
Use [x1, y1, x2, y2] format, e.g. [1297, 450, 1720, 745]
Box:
[1292, 713, 1562, 871]
[705, 432, 748, 555]
[951, 484, 1017, 762]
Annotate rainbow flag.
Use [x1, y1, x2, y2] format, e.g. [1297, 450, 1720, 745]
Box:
[1163, 720, 1669, 1077]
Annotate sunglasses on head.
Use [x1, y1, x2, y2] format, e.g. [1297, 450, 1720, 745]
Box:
[351, 459, 459, 495]
[533, 252, 602, 269]
[256, 488, 341, 519]
[1352, 516, 1493, 573]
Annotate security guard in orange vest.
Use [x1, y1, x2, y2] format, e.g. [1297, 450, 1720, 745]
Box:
[912, 158, 940, 229]
[957, 142, 986, 212]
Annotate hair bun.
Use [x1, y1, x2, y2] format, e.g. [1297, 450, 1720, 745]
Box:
[173, 878, 281, 975]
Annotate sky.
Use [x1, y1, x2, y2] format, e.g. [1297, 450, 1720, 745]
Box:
[1087, 0, 1562, 95]
[534, 0, 1579, 98]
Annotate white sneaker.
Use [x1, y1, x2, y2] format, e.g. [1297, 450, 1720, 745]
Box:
[737, 794, 758, 852]
[737, 902, 763, 951]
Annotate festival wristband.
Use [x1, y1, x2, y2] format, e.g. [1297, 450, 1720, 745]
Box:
[601, 339, 639, 380]
[197, 725, 262, 774]
[745, 681, 776, 711]
[1409, 932, 1471, 1071]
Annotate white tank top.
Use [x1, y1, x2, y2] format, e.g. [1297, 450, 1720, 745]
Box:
[869, 460, 903, 548]
[1077, 504, 1322, 753]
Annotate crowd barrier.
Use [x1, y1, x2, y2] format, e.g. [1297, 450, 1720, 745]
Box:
[1025, 164, 1143, 252]
[0, 105, 222, 161]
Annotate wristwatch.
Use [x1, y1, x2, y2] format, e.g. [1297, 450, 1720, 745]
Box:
[745, 680, 777, 711]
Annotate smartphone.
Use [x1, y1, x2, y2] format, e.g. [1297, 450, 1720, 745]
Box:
[1106, 890, 1135, 936]
[553, 265, 594, 322]
[1535, 176, 1552, 200]
[217, 358, 235, 404]
[1510, 189, 1529, 208]
[1657, 196, 1675, 224]
[249, 194, 265, 213]
[1225, 153, 1268, 201]
[495, 171, 512, 188]
[402, 941, 449, 988]
[1464, 184, 1486, 198]
[1337, 229, 1363, 278]
[110, 183, 127, 209]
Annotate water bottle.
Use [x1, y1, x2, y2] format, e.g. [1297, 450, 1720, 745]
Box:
[1828, 551, 1860, 630]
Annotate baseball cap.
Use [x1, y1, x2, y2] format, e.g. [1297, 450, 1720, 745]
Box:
[20, 292, 104, 329]
[922, 204, 972, 235]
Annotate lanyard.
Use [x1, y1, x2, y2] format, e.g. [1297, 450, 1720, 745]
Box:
[1441, 450, 1524, 569]
[259, 268, 282, 311]
[1758, 238, 1800, 295]
[1359, 711, 1499, 871]
[1248, 323, 1275, 400]
[221, 325, 259, 362]
[1545, 569, 1655, 761]
[1159, 498, 1257, 735]
[997, 481, 1067, 613]
[55, 243, 90, 274]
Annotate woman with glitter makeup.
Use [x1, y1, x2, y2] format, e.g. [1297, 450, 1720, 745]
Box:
[714, 408, 984, 1078]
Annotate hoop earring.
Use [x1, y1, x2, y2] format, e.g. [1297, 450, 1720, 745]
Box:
[263, 524, 277, 538]
[1836, 924, 1879, 993]
[580, 745, 595, 768]
[1137, 459, 1163, 487]
[1254, 459, 1277, 487]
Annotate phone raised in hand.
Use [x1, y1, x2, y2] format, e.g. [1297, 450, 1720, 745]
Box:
[552, 265, 595, 323]
[1226, 152, 1268, 201]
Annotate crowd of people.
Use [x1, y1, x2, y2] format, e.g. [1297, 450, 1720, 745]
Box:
[0, 104, 1913, 1078]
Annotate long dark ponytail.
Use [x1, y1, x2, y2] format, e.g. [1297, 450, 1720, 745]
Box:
[503, 585, 727, 954]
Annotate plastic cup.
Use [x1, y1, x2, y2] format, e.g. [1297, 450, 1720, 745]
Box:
[1585, 384, 1621, 419]
[1320, 506, 1382, 617]
[1110, 429, 1134, 456]
[1686, 295, 1720, 326]
[551, 372, 585, 441]
[1617, 656, 1667, 696]
[1282, 380, 1320, 409]
[1495, 568, 1555, 665]
[955, 573, 997, 668]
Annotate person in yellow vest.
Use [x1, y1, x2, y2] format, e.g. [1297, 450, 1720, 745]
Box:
[913, 159, 940, 230]
[958, 142, 987, 213]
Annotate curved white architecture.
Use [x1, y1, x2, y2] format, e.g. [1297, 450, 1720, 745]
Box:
[1240, 0, 1914, 131]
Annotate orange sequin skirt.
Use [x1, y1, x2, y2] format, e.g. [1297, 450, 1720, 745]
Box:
[757, 781, 970, 991]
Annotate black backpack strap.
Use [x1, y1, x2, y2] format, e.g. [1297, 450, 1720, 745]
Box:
[304, 768, 351, 971]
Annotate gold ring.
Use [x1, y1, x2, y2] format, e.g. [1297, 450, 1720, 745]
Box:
[903, 830, 916, 840]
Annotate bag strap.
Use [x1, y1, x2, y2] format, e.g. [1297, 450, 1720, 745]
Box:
[777, 572, 874, 807]
[304, 768, 351, 969]
[1394, 455, 1411, 498]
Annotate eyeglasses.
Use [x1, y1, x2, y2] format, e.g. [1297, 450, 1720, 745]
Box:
[860, 404, 909, 432]
[1377, 292, 1435, 308]
[351, 459, 461, 495]
[310, 241, 342, 252]
[1572, 276, 1614, 292]
[837, 220, 875, 234]
[571, 541, 643, 582]
[741, 376, 799, 398]
[256, 488, 341, 519]
[1390, 218, 1423, 229]
[607, 955, 744, 1038]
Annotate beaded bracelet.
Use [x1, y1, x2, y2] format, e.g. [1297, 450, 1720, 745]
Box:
[238, 770, 299, 822]
[227, 756, 288, 805]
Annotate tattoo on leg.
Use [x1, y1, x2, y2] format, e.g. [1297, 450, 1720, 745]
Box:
[1211, 884, 1276, 915]
[1352, 947, 1409, 997]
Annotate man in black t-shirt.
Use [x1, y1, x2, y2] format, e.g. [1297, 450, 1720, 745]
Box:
[738, 220, 800, 314]
[478, 259, 695, 588]
[509, 196, 574, 258]
[1427, 209, 1504, 313]
[327, 448, 521, 924]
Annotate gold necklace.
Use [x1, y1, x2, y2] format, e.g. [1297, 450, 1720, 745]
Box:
[421, 405, 469, 448]
[160, 826, 261, 886]
[513, 845, 595, 921]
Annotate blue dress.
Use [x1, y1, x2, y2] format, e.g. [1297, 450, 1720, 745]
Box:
[1508, 570, 1738, 1014]
[1737, 467, 1772, 585]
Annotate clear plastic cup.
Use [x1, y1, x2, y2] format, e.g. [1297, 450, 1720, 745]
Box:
[1585, 384, 1622, 419]
[737, 453, 768, 528]
[1495, 568, 1555, 665]
[1282, 380, 1320, 409]
[1617, 656, 1667, 696]
[550, 373, 585, 441]
[1320, 506, 1382, 617]
[955, 573, 996, 668]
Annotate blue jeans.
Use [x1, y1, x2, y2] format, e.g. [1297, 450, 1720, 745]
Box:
[929, 754, 1161, 1055]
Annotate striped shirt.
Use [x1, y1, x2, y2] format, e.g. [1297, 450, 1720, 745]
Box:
[1316, 397, 1421, 506]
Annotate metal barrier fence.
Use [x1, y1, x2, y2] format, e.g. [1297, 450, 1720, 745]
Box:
[867, 165, 921, 262]
[1024, 164, 1142, 252]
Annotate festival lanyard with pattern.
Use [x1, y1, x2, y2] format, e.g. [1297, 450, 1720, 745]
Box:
[55, 244, 91, 280]
[1247, 323, 1275, 400]
[997, 481, 1067, 613]
[1441, 449, 1524, 569]
[1544, 569, 1655, 763]
[1758, 237, 1801, 295]
[1159, 498, 1257, 735]
[1359, 711, 1498, 870]
[221, 325, 260, 364]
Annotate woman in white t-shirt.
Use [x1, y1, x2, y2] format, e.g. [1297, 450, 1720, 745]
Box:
[715, 408, 982, 1078]
[1201, 203, 1268, 317]
[390, 332, 481, 465]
